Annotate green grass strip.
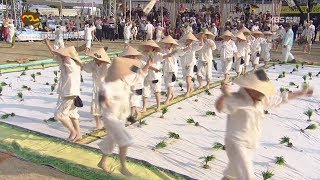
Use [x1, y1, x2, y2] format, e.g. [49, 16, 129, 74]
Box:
[0, 122, 186, 180]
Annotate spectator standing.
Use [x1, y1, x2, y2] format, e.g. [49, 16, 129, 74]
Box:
[95, 18, 103, 41]
[282, 23, 295, 63]
[145, 21, 155, 40]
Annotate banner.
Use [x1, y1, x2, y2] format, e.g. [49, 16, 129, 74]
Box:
[143, 0, 157, 14]
[16, 30, 85, 42]
[281, 5, 320, 14]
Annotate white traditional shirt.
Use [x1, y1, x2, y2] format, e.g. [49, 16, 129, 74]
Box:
[218, 39, 237, 59]
[84, 25, 96, 40]
[145, 23, 154, 34]
[180, 42, 203, 65]
[251, 37, 266, 53]
[56, 56, 81, 97]
[143, 52, 163, 81]
[198, 39, 216, 62]
[83, 61, 110, 91]
[162, 48, 186, 74]
[103, 70, 147, 121]
[222, 88, 288, 148]
[236, 41, 247, 58]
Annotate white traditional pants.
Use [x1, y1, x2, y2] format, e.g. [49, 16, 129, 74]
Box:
[235, 57, 244, 73]
[224, 141, 255, 180]
[98, 116, 133, 155]
[282, 45, 294, 63]
[54, 96, 79, 120]
[252, 52, 260, 65]
[164, 72, 176, 88]
[197, 60, 213, 81]
[221, 58, 233, 75]
[143, 79, 162, 98]
[98, 96, 133, 155]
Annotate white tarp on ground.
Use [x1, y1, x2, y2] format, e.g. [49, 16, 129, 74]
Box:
[26, 0, 103, 6]
[1, 62, 320, 179]
[16, 30, 85, 41]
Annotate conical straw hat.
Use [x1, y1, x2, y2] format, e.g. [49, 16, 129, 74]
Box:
[53, 46, 82, 65]
[160, 35, 179, 46]
[235, 32, 246, 41]
[252, 30, 264, 35]
[241, 27, 251, 35]
[140, 40, 161, 52]
[199, 29, 216, 39]
[234, 69, 277, 97]
[221, 30, 234, 38]
[263, 31, 273, 35]
[86, 47, 111, 63]
[181, 32, 199, 42]
[105, 57, 143, 82]
[121, 46, 143, 59]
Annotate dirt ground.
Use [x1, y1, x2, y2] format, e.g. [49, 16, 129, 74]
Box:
[0, 40, 319, 64]
[0, 152, 81, 180]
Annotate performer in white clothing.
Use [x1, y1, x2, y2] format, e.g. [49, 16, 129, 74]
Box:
[140, 40, 173, 112]
[83, 48, 111, 130]
[98, 57, 153, 176]
[216, 69, 313, 180]
[261, 31, 273, 65]
[160, 35, 187, 104]
[282, 23, 295, 63]
[240, 27, 253, 74]
[120, 46, 145, 121]
[179, 32, 203, 97]
[234, 32, 247, 77]
[84, 23, 96, 53]
[218, 30, 237, 81]
[197, 29, 216, 90]
[251, 30, 266, 70]
[44, 39, 84, 142]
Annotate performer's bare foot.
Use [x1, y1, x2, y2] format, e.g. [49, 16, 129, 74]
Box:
[197, 85, 203, 90]
[185, 93, 190, 98]
[67, 132, 77, 141]
[93, 125, 103, 131]
[72, 134, 83, 142]
[156, 107, 161, 112]
[120, 167, 132, 176]
[205, 84, 210, 90]
[98, 161, 113, 174]
[140, 108, 147, 113]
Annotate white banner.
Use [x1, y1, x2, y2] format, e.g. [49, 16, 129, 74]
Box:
[16, 31, 85, 41]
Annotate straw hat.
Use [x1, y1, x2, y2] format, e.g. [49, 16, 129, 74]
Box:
[140, 40, 161, 52]
[86, 47, 111, 63]
[221, 30, 234, 38]
[181, 32, 199, 42]
[235, 32, 246, 41]
[234, 69, 277, 97]
[160, 35, 179, 46]
[199, 29, 216, 39]
[241, 27, 251, 35]
[105, 57, 143, 82]
[252, 30, 264, 36]
[53, 46, 82, 65]
[263, 31, 273, 35]
[121, 46, 143, 59]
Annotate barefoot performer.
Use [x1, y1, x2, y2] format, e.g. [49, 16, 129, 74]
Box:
[98, 57, 152, 176]
[216, 69, 313, 179]
[120, 46, 145, 121]
[179, 32, 203, 97]
[44, 39, 84, 142]
[83, 48, 111, 130]
[160, 35, 188, 105]
[196, 29, 216, 90]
